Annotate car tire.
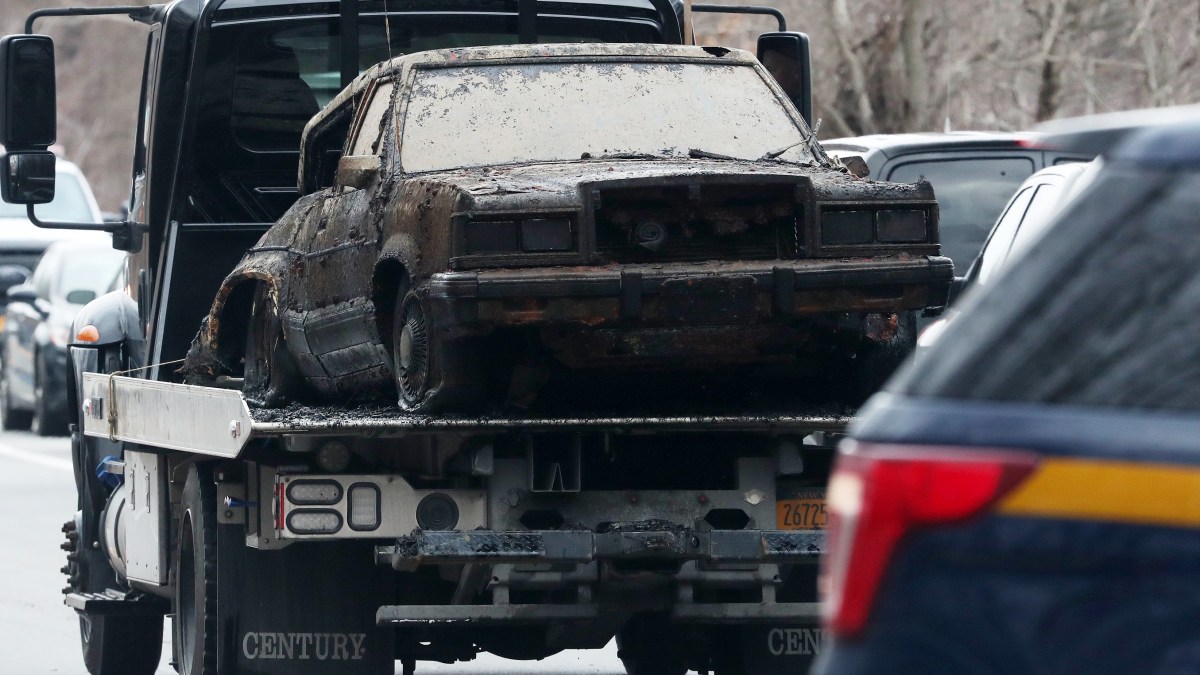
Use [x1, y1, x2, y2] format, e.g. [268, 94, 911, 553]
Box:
[392, 284, 480, 413]
[243, 284, 301, 407]
[0, 365, 31, 430]
[32, 354, 69, 436]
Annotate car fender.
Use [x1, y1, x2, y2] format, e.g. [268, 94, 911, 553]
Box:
[71, 290, 142, 350]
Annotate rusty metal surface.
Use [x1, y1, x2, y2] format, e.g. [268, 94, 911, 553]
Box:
[375, 528, 825, 567]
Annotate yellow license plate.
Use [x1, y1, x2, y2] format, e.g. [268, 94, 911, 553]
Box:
[777, 490, 827, 530]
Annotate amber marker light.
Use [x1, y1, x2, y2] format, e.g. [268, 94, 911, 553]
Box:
[76, 325, 101, 343]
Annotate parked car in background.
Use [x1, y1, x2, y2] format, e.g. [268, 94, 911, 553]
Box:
[821, 132, 1092, 275]
[917, 160, 1098, 348]
[815, 116, 1200, 674]
[1, 239, 123, 435]
[0, 158, 104, 270]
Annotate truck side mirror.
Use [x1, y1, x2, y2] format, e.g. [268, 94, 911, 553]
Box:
[758, 32, 813, 129]
[2, 150, 55, 204]
[0, 34, 57, 150]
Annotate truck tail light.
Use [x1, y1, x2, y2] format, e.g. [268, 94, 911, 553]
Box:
[821, 441, 1038, 637]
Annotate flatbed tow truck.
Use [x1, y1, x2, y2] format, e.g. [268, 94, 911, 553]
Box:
[0, 1, 942, 673]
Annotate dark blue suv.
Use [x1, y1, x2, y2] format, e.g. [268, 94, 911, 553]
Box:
[815, 115, 1200, 675]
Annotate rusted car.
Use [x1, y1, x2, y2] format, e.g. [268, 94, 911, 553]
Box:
[186, 43, 953, 412]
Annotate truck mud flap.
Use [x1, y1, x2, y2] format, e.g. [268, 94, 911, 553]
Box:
[231, 541, 395, 674]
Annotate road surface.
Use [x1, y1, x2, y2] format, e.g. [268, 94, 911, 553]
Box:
[0, 429, 627, 674]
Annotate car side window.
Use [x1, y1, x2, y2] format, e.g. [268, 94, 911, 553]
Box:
[347, 80, 395, 157]
[976, 185, 1035, 286]
[1007, 183, 1064, 264]
[302, 98, 359, 195]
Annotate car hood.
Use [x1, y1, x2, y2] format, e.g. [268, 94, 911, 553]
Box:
[415, 157, 934, 211]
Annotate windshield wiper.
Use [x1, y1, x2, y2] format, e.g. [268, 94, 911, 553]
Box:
[763, 119, 824, 162]
[584, 152, 664, 160]
[688, 148, 741, 161]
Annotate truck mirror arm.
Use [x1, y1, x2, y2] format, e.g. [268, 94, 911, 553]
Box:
[692, 4, 786, 32]
[24, 4, 163, 34]
[26, 204, 126, 234]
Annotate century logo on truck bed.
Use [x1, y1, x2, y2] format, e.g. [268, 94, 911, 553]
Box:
[242, 632, 367, 661]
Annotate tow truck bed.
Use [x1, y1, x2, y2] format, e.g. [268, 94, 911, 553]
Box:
[80, 373, 853, 456]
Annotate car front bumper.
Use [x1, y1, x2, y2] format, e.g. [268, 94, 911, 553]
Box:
[427, 256, 954, 330]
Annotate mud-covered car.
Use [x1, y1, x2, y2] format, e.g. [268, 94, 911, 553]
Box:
[187, 43, 953, 412]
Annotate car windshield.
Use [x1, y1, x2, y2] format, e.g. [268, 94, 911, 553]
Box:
[0, 171, 97, 223]
[55, 248, 124, 304]
[400, 61, 812, 172]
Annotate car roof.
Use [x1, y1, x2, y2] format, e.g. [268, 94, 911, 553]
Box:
[1111, 118, 1200, 168]
[1034, 104, 1200, 159]
[821, 131, 1040, 159]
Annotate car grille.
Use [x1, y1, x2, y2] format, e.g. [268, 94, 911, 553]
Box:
[593, 181, 801, 263]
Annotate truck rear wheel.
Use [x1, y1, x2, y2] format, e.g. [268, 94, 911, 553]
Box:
[174, 463, 237, 675]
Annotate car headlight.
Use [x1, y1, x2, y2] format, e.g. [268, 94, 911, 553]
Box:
[820, 208, 931, 245]
[465, 217, 574, 254]
[821, 210, 873, 245]
[877, 209, 928, 242]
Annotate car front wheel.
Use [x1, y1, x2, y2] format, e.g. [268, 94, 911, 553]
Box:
[392, 284, 480, 413]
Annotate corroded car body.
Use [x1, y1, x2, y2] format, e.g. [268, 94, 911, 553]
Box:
[187, 43, 953, 411]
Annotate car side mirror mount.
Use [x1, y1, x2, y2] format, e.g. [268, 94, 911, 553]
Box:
[758, 32, 813, 128]
[336, 155, 380, 191]
[6, 282, 37, 305]
[948, 276, 967, 305]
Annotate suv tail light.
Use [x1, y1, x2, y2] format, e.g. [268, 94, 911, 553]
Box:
[821, 441, 1038, 637]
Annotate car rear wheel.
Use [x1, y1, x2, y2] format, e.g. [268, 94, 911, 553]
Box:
[33, 354, 68, 436]
[243, 284, 301, 407]
[0, 366, 31, 430]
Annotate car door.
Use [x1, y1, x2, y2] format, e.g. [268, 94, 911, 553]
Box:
[296, 78, 397, 383]
[8, 252, 56, 405]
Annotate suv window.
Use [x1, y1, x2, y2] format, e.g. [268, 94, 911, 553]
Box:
[895, 168, 1200, 412]
[976, 185, 1034, 285]
[888, 158, 1034, 273]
